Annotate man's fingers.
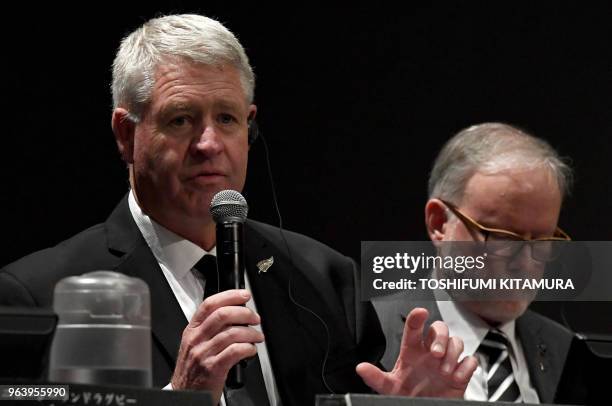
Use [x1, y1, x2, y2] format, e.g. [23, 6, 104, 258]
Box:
[425, 320, 449, 358]
[197, 306, 260, 340]
[191, 289, 252, 326]
[214, 343, 258, 372]
[452, 355, 479, 387]
[399, 308, 429, 355]
[206, 326, 264, 356]
[440, 336, 463, 375]
[356, 362, 393, 394]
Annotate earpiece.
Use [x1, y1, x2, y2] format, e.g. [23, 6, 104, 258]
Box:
[248, 119, 259, 145]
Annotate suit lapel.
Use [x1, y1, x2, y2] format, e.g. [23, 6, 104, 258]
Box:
[243, 226, 321, 404]
[394, 295, 441, 368]
[244, 222, 353, 404]
[517, 314, 553, 403]
[105, 195, 187, 365]
[387, 290, 440, 329]
[115, 240, 187, 364]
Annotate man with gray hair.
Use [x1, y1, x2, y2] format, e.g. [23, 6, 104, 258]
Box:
[374, 122, 574, 403]
[0, 14, 477, 406]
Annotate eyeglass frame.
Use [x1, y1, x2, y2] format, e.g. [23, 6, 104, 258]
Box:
[439, 199, 571, 261]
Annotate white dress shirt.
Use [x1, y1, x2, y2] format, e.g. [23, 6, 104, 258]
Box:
[128, 191, 280, 405]
[436, 299, 540, 403]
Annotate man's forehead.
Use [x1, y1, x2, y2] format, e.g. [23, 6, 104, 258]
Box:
[147, 61, 248, 111]
[459, 167, 562, 234]
[463, 167, 560, 201]
[152, 60, 244, 94]
[159, 98, 245, 113]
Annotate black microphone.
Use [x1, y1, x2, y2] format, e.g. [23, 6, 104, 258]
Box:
[209, 189, 248, 389]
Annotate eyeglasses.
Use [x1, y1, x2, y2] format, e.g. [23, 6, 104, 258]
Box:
[441, 200, 571, 262]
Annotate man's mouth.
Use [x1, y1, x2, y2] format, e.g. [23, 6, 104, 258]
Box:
[188, 171, 226, 184]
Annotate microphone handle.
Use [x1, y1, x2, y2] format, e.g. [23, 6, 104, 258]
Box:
[216, 221, 246, 389]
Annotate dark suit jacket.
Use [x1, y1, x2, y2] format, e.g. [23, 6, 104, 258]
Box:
[0, 195, 384, 406]
[372, 293, 572, 404]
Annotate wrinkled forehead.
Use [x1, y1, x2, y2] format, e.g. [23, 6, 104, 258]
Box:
[146, 60, 248, 111]
[151, 57, 240, 87]
[152, 55, 250, 100]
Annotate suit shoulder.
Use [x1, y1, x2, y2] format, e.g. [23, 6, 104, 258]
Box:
[372, 291, 413, 314]
[247, 219, 349, 261]
[1, 222, 116, 307]
[246, 220, 357, 289]
[522, 309, 573, 339]
[3, 223, 107, 272]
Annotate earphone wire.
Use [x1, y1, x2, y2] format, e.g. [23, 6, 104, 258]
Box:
[259, 131, 335, 394]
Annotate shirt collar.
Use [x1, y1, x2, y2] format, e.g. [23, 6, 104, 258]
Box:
[437, 299, 489, 358]
[496, 318, 517, 348]
[128, 190, 215, 279]
[437, 298, 517, 357]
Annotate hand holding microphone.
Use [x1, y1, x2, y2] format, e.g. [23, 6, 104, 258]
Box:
[210, 190, 250, 388]
[171, 190, 261, 400]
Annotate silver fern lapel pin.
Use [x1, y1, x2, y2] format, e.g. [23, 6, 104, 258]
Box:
[256, 256, 274, 274]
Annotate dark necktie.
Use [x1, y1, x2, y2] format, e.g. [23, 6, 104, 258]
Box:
[192, 255, 270, 406]
[193, 254, 219, 300]
[477, 329, 522, 402]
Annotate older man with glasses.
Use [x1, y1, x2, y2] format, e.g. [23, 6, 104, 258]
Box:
[374, 123, 574, 404]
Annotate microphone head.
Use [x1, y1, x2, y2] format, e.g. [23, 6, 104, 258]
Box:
[210, 190, 249, 223]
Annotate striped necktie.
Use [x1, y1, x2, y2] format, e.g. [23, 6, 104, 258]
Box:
[477, 329, 522, 402]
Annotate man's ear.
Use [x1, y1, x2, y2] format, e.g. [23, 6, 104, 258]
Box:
[111, 108, 136, 164]
[425, 199, 450, 243]
[247, 104, 257, 149]
[248, 104, 257, 121]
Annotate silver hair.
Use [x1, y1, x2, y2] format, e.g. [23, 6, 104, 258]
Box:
[428, 123, 573, 203]
[111, 14, 255, 122]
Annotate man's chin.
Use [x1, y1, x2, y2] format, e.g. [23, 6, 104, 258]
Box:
[463, 300, 530, 326]
[180, 183, 246, 220]
[184, 181, 243, 201]
[186, 187, 223, 206]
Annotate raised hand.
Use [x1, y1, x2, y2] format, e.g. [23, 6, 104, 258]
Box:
[356, 307, 477, 398]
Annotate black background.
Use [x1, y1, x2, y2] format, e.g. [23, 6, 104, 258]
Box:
[1, 3, 611, 328]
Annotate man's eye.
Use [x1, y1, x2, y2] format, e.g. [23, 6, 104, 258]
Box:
[218, 113, 237, 124]
[169, 116, 190, 127]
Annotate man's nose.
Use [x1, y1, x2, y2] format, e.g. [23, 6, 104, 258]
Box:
[508, 243, 538, 275]
[192, 124, 223, 156]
